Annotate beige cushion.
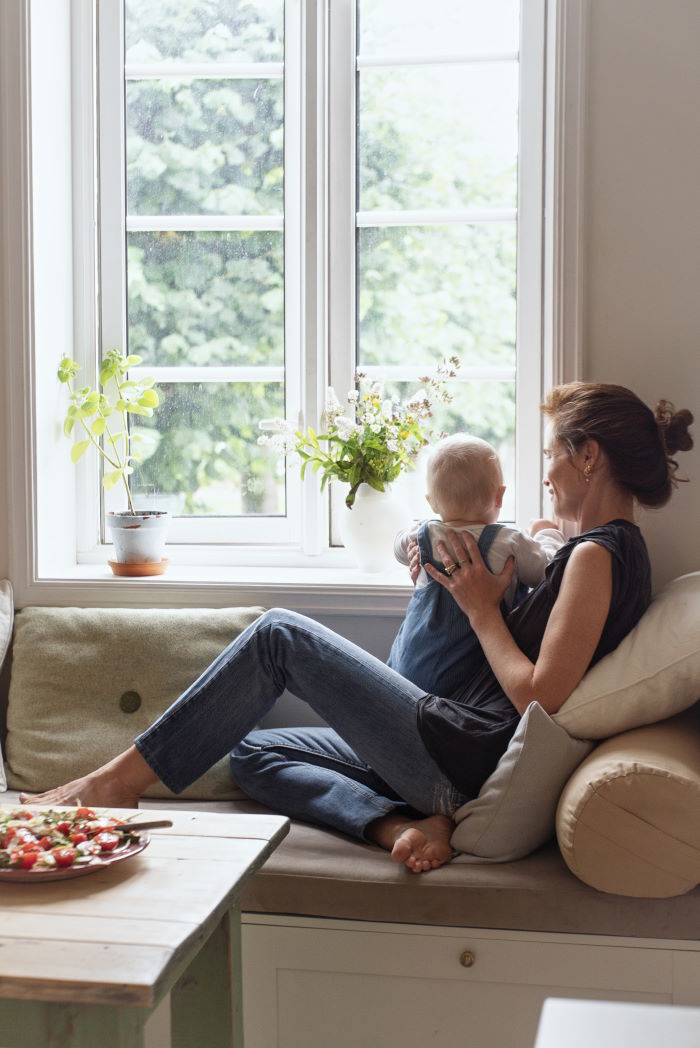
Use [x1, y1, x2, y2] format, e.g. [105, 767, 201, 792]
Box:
[556, 705, 700, 898]
[553, 572, 700, 740]
[0, 580, 12, 792]
[451, 701, 592, 861]
[5, 605, 265, 799]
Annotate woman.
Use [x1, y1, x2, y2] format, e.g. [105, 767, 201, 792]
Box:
[23, 384, 694, 873]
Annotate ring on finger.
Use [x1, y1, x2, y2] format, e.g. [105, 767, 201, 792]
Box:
[444, 562, 459, 576]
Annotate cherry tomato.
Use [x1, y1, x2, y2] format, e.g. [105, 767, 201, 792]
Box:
[55, 821, 71, 835]
[69, 832, 88, 845]
[38, 836, 53, 851]
[1, 829, 18, 848]
[51, 846, 78, 867]
[14, 850, 40, 869]
[95, 832, 120, 852]
[76, 807, 95, 819]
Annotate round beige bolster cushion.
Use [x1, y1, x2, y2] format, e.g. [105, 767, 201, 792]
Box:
[556, 705, 700, 898]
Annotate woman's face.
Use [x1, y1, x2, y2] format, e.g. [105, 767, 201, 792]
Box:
[543, 426, 584, 521]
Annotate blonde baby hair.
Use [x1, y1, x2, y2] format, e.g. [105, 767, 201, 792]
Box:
[426, 433, 504, 521]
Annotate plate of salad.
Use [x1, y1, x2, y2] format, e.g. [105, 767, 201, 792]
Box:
[0, 807, 150, 882]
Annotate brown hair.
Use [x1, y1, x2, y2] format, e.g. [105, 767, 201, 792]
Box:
[542, 382, 694, 508]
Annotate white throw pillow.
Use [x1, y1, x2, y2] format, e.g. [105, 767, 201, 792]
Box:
[450, 701, 592, 862]
[0, 579, 12, 792]
[553, 572, 700, 740]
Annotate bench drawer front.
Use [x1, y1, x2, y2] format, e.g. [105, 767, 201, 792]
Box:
[243, 920, 674, 1048]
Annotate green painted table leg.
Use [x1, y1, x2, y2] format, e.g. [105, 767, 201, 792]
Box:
[0, 1000, 148, 1047]
[171, 903, 244, 1048]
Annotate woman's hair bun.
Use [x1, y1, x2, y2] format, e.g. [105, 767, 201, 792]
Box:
[654, 401, 694, 456]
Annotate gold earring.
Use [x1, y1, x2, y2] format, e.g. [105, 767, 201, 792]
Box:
[584, 463, 592, 483]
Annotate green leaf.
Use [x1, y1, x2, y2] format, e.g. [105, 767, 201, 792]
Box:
[138, 388, 159, 408]
[91, 417, 106, 437]
[70, 440, 91, 463]
[63, 417, 75, 438]
[103, 469, 123, 490]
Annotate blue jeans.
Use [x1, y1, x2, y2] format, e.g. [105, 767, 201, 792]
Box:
[134, 609, 467, 840]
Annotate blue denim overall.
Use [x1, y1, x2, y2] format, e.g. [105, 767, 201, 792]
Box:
[386, 521, 504, 698]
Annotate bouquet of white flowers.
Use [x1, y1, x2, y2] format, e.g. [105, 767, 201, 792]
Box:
[259, 357, 459, 508]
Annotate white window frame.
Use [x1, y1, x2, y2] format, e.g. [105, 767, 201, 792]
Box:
[0, 0, 588, 609]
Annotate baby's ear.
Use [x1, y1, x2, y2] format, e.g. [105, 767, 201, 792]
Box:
[425, 492, 435, 511]
[495, 485, 506, 510]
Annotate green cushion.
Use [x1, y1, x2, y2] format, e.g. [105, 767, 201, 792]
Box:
[5, 605, 265, 800]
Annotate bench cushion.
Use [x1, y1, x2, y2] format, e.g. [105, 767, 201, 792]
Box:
[137, 795, 700, 939]
[4, 605, 265, 800]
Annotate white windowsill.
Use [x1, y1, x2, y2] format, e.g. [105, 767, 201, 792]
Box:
[29, 552, 414, 615]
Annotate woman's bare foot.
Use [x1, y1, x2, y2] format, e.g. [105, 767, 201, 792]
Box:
[19, 746, 157, 810]
[368, 812, 455, 873]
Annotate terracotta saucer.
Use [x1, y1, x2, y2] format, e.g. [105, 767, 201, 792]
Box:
[108, 558, 169, 577]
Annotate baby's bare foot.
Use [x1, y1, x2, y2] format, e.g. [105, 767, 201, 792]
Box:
[19, 746, 157, 810]
[369, 813, 455, 873]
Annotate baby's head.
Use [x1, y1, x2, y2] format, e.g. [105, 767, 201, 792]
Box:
[426, 434, 505, 523]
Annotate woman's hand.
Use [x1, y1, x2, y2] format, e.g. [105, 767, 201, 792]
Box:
[424, 530, 515, 627]
[407, 539, 422, 585]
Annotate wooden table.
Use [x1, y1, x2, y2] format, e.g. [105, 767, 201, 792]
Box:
[0, 808, 289, 1047]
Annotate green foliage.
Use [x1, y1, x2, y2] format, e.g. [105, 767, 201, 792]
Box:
[57, 350, 160, 514]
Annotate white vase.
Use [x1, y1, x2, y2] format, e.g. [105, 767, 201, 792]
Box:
[338, 485, 410, 573]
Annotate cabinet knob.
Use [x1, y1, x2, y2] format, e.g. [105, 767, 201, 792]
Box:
[459, 950, 476, 968]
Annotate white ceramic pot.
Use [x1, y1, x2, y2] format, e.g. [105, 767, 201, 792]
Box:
[338, 484, 409, 573]
[107, 511, 169, 569]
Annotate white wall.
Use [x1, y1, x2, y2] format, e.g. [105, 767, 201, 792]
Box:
[1, 0, 699, 625]
[583, 0, 700, 589]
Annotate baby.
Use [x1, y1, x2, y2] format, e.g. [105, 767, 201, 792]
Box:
[387, 433, 564, 697]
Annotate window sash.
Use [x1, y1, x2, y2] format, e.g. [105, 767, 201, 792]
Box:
[329, 0, 545, 542]
[96, 0, 306, 549]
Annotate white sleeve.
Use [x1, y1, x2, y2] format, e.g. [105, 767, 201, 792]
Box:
[393, 523, 420, 565]
[509, 528, 566, 587]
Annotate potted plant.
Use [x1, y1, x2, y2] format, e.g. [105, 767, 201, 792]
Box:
[259, 357, 459, 570]
[58, 349, 169, 575]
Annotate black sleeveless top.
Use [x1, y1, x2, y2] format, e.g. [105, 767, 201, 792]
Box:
[416, 520, 651, 799]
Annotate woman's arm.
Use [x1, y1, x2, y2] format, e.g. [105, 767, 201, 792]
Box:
[425, 532, 613, 716]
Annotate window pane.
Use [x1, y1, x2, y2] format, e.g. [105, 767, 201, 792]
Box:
[359, 0, 519, 56]
[371, 379, 516, 522]
[358, 223, 515, 368]
[126, 78, 283, 215]
[130, 383, 285, 517]
[127, 232, 283, 367]
[124, 0, 284, 65]
[359, 63, 518, 212]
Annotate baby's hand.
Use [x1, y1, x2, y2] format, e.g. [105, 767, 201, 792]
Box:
[529, 518, 559, 536]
